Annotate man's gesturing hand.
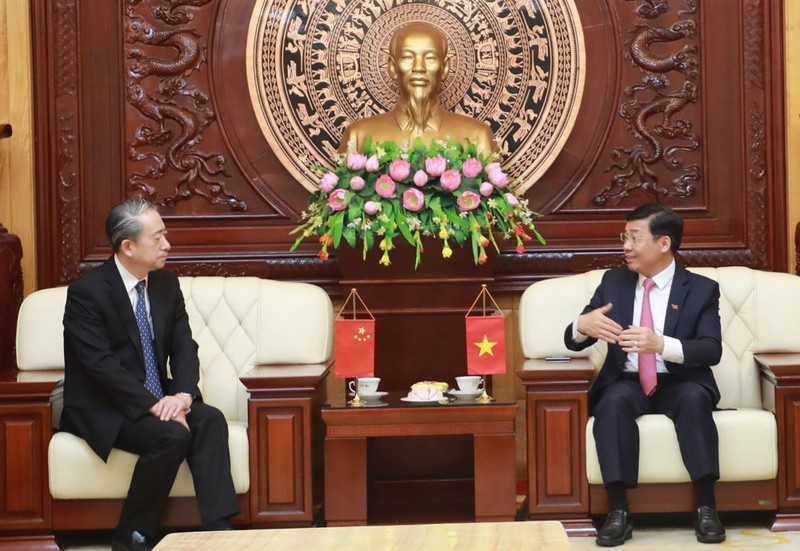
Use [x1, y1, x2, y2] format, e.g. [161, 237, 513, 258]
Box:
[577, 303, 623, 344]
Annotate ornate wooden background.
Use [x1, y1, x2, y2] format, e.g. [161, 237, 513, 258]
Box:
[31, 0, 787, 291]
[25, 0, 787, 523]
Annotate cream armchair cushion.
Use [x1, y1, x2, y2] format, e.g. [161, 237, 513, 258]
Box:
[519, 266, 796, 485]
[17, 276, 333, 500]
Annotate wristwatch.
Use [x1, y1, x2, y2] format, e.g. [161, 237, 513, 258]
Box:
[177, 392, 195, 400]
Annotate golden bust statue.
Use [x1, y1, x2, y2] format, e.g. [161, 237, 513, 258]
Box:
[339, 22, 498, 156]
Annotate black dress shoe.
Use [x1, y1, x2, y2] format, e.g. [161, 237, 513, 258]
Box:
[695, 505, 726, 543]
[111, 528, 155, 551]
[596, 509, 633, 547]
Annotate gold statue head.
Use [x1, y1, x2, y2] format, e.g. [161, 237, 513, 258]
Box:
[387, 22, 451, 103]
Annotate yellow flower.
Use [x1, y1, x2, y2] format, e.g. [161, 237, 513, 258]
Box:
[438, 227, 449, 239]
[442, 242, 452, 258]
[380, 251, 391, 266]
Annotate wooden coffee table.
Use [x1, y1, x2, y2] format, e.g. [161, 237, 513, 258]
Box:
[153, 520, 570, 550]
[321, 392, 518, 526]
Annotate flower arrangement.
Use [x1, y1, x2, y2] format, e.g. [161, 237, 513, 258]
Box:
[290, 137, 544, 267]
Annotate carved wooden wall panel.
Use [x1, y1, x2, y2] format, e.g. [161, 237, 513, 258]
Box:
[32, 0, 787, 289]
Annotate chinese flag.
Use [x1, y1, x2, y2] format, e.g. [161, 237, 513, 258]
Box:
[334, 319, 375, 378]
[465, 316, 506, 375]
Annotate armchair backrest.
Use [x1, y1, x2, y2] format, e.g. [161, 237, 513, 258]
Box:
[16, 277, 334, 423]
[519, 266, 800, 409]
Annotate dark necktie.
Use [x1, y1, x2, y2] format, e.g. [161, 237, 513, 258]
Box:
[638, 277, 657, 396]
[135, 280, 163, 399]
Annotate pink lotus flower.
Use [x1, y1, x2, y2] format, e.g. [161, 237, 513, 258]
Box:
[457, 191, 481, 211]
[461, 158, 483, 179]
[505, 193, 520, 206]
[485, 162, 501, 173]
[389, 159, 411, 181]
[346, 152, 367, 171]
[440, 169, 462, 191]
[425, 156, 447, 177]
[349, 176, 365, 190]
[319, 172, 338, 193]
[402, 188, 425, 212]
[365, 155, 380, 172]
[364, 200, 379, 216]
[413, 170, 429, 187]
[329, 189, 347, 211]
[487, 167, 509, 188]
[479, 182, 494, 197]
[375, 174, 396, 198]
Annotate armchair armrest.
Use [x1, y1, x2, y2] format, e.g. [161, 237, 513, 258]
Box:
[755, 353, 800, 522]
[240, 361, 332, 398]
[516, 358, 594, 392]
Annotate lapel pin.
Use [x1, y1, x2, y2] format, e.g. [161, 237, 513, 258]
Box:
[671, 304, 680, 310]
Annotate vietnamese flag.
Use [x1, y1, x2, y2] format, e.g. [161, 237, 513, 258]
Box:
[465, 315, 506, 375]
[334, 318, 375, 377]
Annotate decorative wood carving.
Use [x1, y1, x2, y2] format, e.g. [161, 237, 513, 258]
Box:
[596, 3, 700, 205]
[31, 0, 788, 287]
[124, 0, 246, 211]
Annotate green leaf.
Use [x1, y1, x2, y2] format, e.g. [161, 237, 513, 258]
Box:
[343, 226, 356, 248]
[395, 211, 415, 246]
[331, 211, 345, 248]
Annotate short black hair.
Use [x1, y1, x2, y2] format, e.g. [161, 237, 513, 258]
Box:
[626, 203, 683, 252]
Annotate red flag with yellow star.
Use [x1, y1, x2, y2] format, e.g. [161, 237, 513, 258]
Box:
[334, 319, 375, 377]
[465, 315, 506, 375]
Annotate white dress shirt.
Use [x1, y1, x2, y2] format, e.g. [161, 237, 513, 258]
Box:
[114, 254, 153, 337]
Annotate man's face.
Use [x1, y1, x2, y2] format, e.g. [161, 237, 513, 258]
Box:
[388, 28, 450, 101]
[125, 209, 171, 274]
[621, 218, 671, 277]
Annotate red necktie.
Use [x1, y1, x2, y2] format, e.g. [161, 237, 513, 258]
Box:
[638, 278, 657, 396]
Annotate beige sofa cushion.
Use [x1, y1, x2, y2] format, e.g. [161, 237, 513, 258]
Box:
[48, 422, 249, 498]
[586, 409, 777, 484]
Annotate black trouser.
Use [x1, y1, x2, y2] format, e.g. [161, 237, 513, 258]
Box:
[114, 401, 239, 537]
[592, 373, 719, 488]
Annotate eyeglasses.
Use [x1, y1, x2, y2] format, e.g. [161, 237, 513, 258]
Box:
[619, 232, 649, 245]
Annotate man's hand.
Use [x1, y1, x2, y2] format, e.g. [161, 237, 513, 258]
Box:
[576, 303, 623, 344]
[149, 395, 191, 430]
[619, 326, 664, 355]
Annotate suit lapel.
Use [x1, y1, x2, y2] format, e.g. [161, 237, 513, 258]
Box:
[102, 258, 146, 365]
[664, 263, 689, 337]
[618, 270, 637, 328]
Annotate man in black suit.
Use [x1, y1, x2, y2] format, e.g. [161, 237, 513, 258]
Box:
[61, 199, 239, 551]
[565, 203, 725, 546]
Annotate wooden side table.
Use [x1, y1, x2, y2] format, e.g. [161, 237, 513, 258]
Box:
[322, 394, 518, 526]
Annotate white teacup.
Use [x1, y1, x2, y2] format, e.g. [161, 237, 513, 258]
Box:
[455, 376, 482, 393]
[348, 377, 381, 395]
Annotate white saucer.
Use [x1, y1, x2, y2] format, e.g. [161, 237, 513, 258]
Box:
[349, 391, 387, 403]
[400, 396, 447, 403]
[449, 389, 482, 400]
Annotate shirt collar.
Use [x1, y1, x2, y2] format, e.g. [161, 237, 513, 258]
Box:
[114, 254, 147, 294]
[394, 101, 443, 132]
[638, 259, 675, 290]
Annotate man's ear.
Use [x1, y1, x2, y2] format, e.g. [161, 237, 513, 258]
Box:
[387, 56, 398, 80]
[660, 236, 672, 253]
[119, 239, 135, 259]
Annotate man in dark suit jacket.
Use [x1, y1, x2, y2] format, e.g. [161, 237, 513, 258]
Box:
[564, 203, 725, 547]
[61, 199, 239, 551]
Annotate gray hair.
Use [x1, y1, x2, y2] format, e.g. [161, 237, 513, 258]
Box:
[105, 198, 157, 252]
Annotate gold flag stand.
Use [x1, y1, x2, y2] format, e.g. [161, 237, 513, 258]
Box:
[337, 288, 375, 407]
[465, 284, 504, 404]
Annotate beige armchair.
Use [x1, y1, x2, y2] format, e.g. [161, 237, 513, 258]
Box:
[1, 276, 333, 550]
[517, 266, 800, 534]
